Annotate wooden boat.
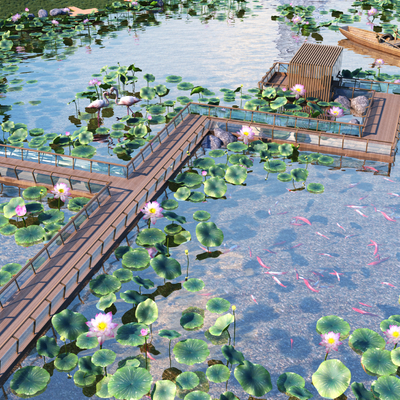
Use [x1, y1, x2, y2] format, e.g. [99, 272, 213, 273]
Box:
[339, 26, 400, 57]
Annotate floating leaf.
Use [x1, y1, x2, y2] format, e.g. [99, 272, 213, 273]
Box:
[362, 349, 397, 377]
[183, 278, 205, 292]
[277, 173, 292, 182]
[221, 345, 244, 365]
[151, 255, 182, 280]
[120, 290, 147, 305]
[176, 372, 200, 390]
[185, 391, 211, 400]
[227, 142, 247, 153]
[2, 263, 22, 276]
[209, 314, 234, 336]
[92, 349, 116, 367]
[116, 323, 147, 346]
[67, 197, 90, 211]
[291, 168, 309, 182]
[90, 274, 121, 296]
[206, 298, 230, 314]
[209, 149, 225, 158]
[279, 143, 293, 157]
[96, 376, 112, 399]
[132, 276, 155, 290]
[351, 382, 375, 400]
[54, 352, 79, 372]
[122, 248, 150, 271]
[76, 332, 98, 350]
[96, 292, 117, 311]
[175, 187, 191, 201]
[174, 339, 210, 365]
[151, 380, 176, 400]
[196, 222, 224, 248]
[163, 211, 187, 224]
[0, 270, 11, 286]
[15, 225, 45, 247]
[264, 160, 286, 173]
[161, 199, 179, 210]
[22, 186, 47, 200]
[140, 87, 156, 100]
[38, 209, 65, 225]
[316, 315, 351, 340]
[277, 372, 305, 393]
[348, 328, 385, 356]
[193, 211, 210, 221]
[137, 228, 166, 246]
[204, 178, 227, 198]
[113, 268, 132, 283]
[108, 367, 152, 400]
[287, 386, 314, 400]
[177, 82, 194, 91]
[180, 312, 204, 330]
[74, 370, 96, 388]
[206, 365, 230, 383]
[225, 166, 247, 185]
[234, 361, 272, 397]
[71, 145, 96, 158]
[166, 75, 182, 83]
[371, 375, 400, 400]
[136, 298, 158, 325]
[318, 155, 334, 166]
[10, 366, 50, 397]
[36, 336, 60, 359]
[307, 183, 324, 193]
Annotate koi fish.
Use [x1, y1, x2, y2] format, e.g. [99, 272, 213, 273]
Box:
[304, 279, 319, 293]
[199, 246, 211, 253]
[316, 232, 329, 239]
[248, 247, 252, 257]
[382, 282, 396, 287]
[388, 193, 400, 197]
[349, 182, 360, 188]
[312, 271, 324, 277]
[332, 270, 340, 282]
[294, 268, 299, 280]
[329, 271, 344, 276]
[198, 293, 213, 296]
[384, 178, 395, 182]
[290, 338, 293, 349]
[367, 240, 378, 255]
[359, 302, 372, 307]
[355, 209, 368, 218]
[222, 245, 239, 254]
[268, 209, 271, 215]
[251, 295, 258, 304]
[363, 165, 378, 172]
[294, 216, 312, 226]
[146, 352, 156, 360]
[257, 256, 270, 269]
[263, 249, 277, 254]
[273, 241, 286, 246]
[359, 195, 369, 201]
[367, 257, 390, 266]
[346, 205, 366, 208]
[290, 223, 304, 226]
[319, 253, 333, 257]
[380, 211, 396, 222]
[275, 201, 279, 206]
[336, 223, 345, 231]
[264, 271, 288, 275]
[290, 243, 303, 248]
[352, 307, 379, 316]
[345, 235, 356, 239]
[272, 276, 287, 287]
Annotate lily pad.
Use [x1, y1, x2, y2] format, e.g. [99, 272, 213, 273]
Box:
[36, 336, 60, 359]
[234, 361, 272, 397]
[71, 145, 96, 158]
[277, 372, 305, 393]
[137, 228, 166, 246]
[209, 149, 225, 158]
[90, 274, 121, 296]
[225, 165, 247, 185]
[371, 376, 400, 400]
[76, 333, 99, 350]
[166, 75, 183, 83]
[54, 352, 79, 372]
[15, 225, 45, 247]
[209, 314, 234, 336]
[96, 292, 117, 311]
[185, 391, 211, 400]
[279, 143, 293, 157]
[318, 155, 334, 166]
[176, 372, 199, 390]
[38, 209, 64, 225]
[136, 298, 158, 325]
[68, 197, 90, 211]
[180, 312, 204, 330]
[221, 345, 244, 365]
[193, 211, 210, 221]
[189, 192, 205, 203]
[177, 82, 194, 91]
[163, 211, 187, 224]
[92, 349, 116, 367]
[22, 186, 47, 200]
[122, 248, 150, 271]
[307, 183, 324, 193]
[2, 263, 22, 276]
[116, 323, 147, 346]
[362, 349, 397, 377]
[206, 298, 231, 314]
[0, 225, 16, 236]
[159, 329, 181, 340]
[174, 339, 210, 366]
[264, 160, 286, 173]
[196, 222, 224, 248]
[161, 199, 179, 210]
[206, 364, 230, 383]
[151, 255, 182, 280]
[175, 187, 191, 201]
[108, 367, 152, 400]
[203, 178, 227, 198]
[10, 366, 50, 397]
[291, 168, 309, 182]
[113, 268, 132, 283]
[79, 355, 103, 375]
[120, 290, 147, 305]
[183, 278, 205, 292]
[74, 370, 96, 388]
[349, 328, 386, 355]
[277, 173, 292, 182]
[0, 270, 11, 286]
[227, 142, 248, 153]
[151, 380, 176, 400]
[132, 276, 155, 290]
[316, 315, 351, 340]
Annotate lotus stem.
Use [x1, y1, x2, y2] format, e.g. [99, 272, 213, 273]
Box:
[324, 351, 329, 361]
[22, 217, 26, 227]
[395, 344, 398, 349]
[169, 340, 172, 368]
[147, 219, 151, 229]
[166, 236, 170, 257]
[145, 337, 148, 369]
[185, 250, 190, 279]
[104, 366, 107, 376]
[292, 179, 296, 189]
[227, 328, 231, 345]
[232, 306, 236, 347]
[58, 197, 60, 210]
[43, 356, 46, 365]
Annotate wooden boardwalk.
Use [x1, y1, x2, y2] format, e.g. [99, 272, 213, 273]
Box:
[0, 113, 209, 382]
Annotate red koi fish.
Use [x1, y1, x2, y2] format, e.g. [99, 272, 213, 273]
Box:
[312, 271, 324, 277]
[273, 241, 286, 246]
[363, 165, 378, 172]
[352, 307, 379, 316]
[384, 178, 395, 182]
[293, 216, 312, 226]
[368, 257, 390, 266]
[264, 271, 288, 275]
[263, 249, 277, 254]
[316, 232, 329, 239]
[257, 256, 270, 269]
[268, 209, 271, 215]
[251, 295, 258, 304]
[304, 279, 319, 293]
[367, 240, 378, 255]
[355, 209, 368, 218]
[380, 211, 396, 222]
[294, 268, 299, 280]
[336, 223, 345, 231]
[290, 243, 303, 248]
[290, 338, 293, 349]
[248, 247, 252, 257]
[272, 276, 287, 287]
[388, 193, 400, 197]
[332, 270, 341, 282]
[319, 253, 333, 257]
[346, 205, 366, 208]
[359, 195, 369, 201]
[291, 222, 304, 226]
[382, 282, 396, 288]
[147, 352, 156, 360]
[199, 246, 211, 253]
[359, 302, 372, 307]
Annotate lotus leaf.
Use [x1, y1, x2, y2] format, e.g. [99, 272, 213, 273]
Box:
[54, 352, 79, 372]
[78, 131, 94, 145]
[351, 382, 375, 400]
[270, 96, 288, 109]
[96, 292, 117, 311]
[206, 298, 231, 314]
[316, 315, 351, 340]
[151, 254, 182, 280]
[225, 165, 247, 185]
[262, 87, 276, 98]
[109, 367, 152, 400]
[90, 274, 121, 296]
[22, 186, 47, 200]
[307, 183, 324, 193]
[176, 372, 200, 390]
[117, 357, 141, 369]
[67, 197, 90, 211]
[79, 355, 103, 375]
[132, 276, 155, 289]
[120, 290, 147, 305]
[15, 225, 45, 247]
[76, 332, 98, 350]
[204, 178, 227, 198]
[189, 192, 206, 203]
[174, 339, 210, 366]
[309, 153, 321, 160]
[2, 263, 22, 276]
[36, 336, 59, 359]
[159, 329, 181, 340]
[96, 376, 112, 399]
[183, 278, 205, 292]
[278, 143, 293, 157]
[175, 187, 191, 201]
[193, 158, 215, 170]
[234, 360, 272, 397]
[92, 349, 116, 367]
[318, 155, 334, 166]
[116, 323, 147, 346]
[204, 329, 229, 345]
[0, 215, 8, 228]
[0, 225, 16, 236]
[71, 145, 96, 158]
[348, 328, 385, 355]
[137, 228, 166, 246]
[164, 224, 182, 235]
[298, 155, 312, 164]
[287, 386, 313, 400]
[196, 222, 224, 248]
[122, 248, 150, 271]
[136, 298, 158, 325]
[151, 380, 176, 400]
[140, 87, 156, 100]
[229, 154, 243, 165]
[221, 345, 244, 365]
[4, 197, 25, 219]
[209, 149, 225, 158]
[244, 102, 256, 111]
[113, 268, 132, 283]
[277, 173, 292, 182]
[380, 316, 400, 332]
[220, 391, 239, 400]
[161, 199, 179, 210]
[73, 370, 96, 387]
[206, 364, 230, 383]
[10, 128, 28, 141]
[185, 391, 211, 400]
[277, 372, 305, 393]
[312, 359, 351, 399]
[25, 202, 44, 216]
[170, 230, 192, 246]
[193, 211, 210, 221]
[166, 75, 182, 83]
[362, 349, 397, 376]
[38, 209, 65, 225]
[209, 314, 234, 336]
[110, 130, 125, 139]
[250, 141, 268, 152]
[392, 347, 400, 366]
[177, 82, 194, 91]
[291, 168, 309, 182]
[96, 127, 110, 135]
[10, 366, 50, 397]
[29, 138, 46, 149]
[371, 375, 400, 400]
[264, 160, 286, 173]
[0, 270, 11, 286]
[180, 312, 204, 330]
[227, 142, 248, 153]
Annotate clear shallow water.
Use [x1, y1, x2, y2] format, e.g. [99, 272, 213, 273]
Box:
[1, 0, 400, 398]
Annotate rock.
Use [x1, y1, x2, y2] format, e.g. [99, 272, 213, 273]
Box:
[156, 0, 164, 6]
[27, 13, 35, 19]
[202, 135, 223, 150]
[213, 127, 237, 146]
[50, 8, 68, 16]
[38, 9, 48, 18]
[350, 96, 369, 116]
[349, 118, 360, 125]
[334, 95, 350, 110]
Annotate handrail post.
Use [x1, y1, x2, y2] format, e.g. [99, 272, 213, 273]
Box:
[366, 139, 369, 153]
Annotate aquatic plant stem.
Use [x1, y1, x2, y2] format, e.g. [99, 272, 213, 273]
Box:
[324, 351, 329, 361]
[233, 308, 236, 347]
[145, 336, 148, 369]
[104, 366, 107, 376]
[169, 340, 172, 368]
[186, 251, 190, 279]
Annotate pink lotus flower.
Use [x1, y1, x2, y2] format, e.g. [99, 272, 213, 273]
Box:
[25, 8, 29, 12]
[290, 83, 306, 99]
[15, 205, 26, 217]
[52, 20, 59, 25]
[132, 1, 138, 4]
[368, 7, 378, 16]
[141, 328, 148, 336]
[202, 170, 207, 176]
[384, 325, 400, 345]
[141, 201, 163, 225]
[291, 15, 303, 24]
[89, 78, 101, 86]
[374, 59, 385, 67]
[237, 126, 254, 145]
[51, 183, 71, 202]
[328, 106, 344, 118]
[65, 131, 70, 136]
[83, 18, 89, 23]
[146, 247, 158, 258]
[11, 13, 21, 22]
[147, 115, 152, 120]
[16, 46, 25, 53]
[86, 312, 118, 345]
[394, 80, 400, 84]
[320, 331, 342, 355]
[282, 87, 287, 92]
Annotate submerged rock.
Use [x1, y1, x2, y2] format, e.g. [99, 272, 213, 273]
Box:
[202, 135, 223, 150]
[38, 9, 48, 18]
[334, 95, 350, 111]
[27, 13, 35, 19]
[50, 8, 68, 16]
[349, 118, 360, 124]
[213, 127, 237, 146]
[351, 96, 369, 116]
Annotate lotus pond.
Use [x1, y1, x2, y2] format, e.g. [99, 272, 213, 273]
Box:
[1, 0, 400, 398]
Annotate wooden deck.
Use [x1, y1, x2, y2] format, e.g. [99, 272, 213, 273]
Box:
[0, 113, 209, 382]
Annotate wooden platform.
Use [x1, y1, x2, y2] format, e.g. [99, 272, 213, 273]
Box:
[0, 113, 209, 382]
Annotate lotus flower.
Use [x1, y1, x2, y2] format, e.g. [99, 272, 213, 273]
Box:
[394, 79, 400, 84]
[16, 46, 25, 53]
[132, 1, 138, 4]
[148, 115, 152, 120]
[290, 83, 306, 99]
[237, 126, 254, 144]
[141, 328, 148, 336]
[368, 7, 378, 17]
[320, 332, 342, 359]
[141, 201, 163, 225]
[51, 183, 71, 202]
[374, 58, 385, 67]
[146, 247, 158, 258]
[384, 325, 400, 345]
[52, 20, 59, 25]
[11, 13, 21, 22]
[65, 131, 70, 136]
[202, 170, 207, 176]
[328, 106, 344, 118]
[291, 15, 303, 24]
[86, 312, 118, 345]
[15, 205, 26, 217]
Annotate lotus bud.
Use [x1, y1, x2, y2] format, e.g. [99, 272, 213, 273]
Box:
[60, 336, 66, 341]
[232, 305, 236, 311]
[185, 250, 189, 255]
